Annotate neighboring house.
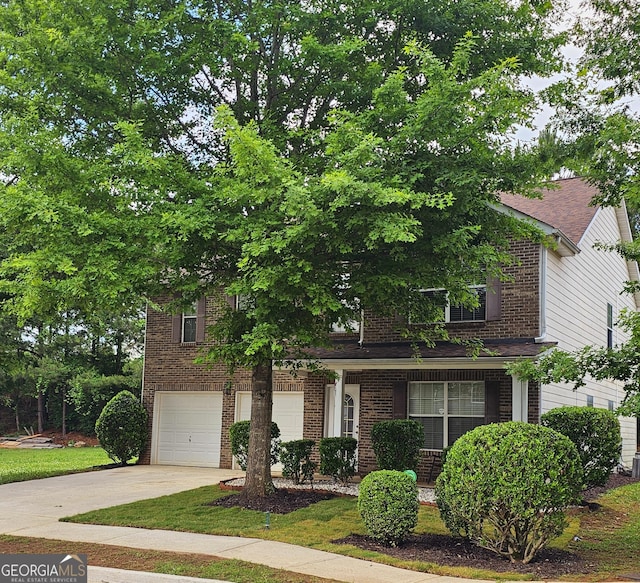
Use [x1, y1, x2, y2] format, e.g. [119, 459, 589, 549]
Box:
[140, 177, 639, 479]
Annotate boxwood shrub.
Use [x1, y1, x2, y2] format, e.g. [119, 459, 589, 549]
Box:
[95, 390, 147, 465]
[319, 437, 357, 484]
[435, 421, 583, 564]
[371, 419, 424, 472]
[541, 406, 621, 488]
[358, 470, 418, 547]
[280, 439, 316, 485]
[229, 420, 281, 471]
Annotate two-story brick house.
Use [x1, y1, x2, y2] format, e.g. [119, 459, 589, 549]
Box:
[140, 177, 639, 480]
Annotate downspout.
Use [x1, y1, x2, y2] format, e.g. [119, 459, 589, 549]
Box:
[358, 310, 365, 347]
[535, 246, 547, 343]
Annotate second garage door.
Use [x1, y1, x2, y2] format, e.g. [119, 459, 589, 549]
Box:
[235, 391, 304, 470]
[152, 392, 223, 467]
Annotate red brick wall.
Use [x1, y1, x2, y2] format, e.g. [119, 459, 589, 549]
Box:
[362, 240, 541, 343]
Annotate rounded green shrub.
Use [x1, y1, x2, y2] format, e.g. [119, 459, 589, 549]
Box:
[435, 421, 583, 564]
[229, 420, 280, 471]
[371, 419, 424, 472]
[319, 437, 357, 484]
[280, 439, 317, 485]
[541, 406, 621, 488]
[358, 470, 418, 547]
[95, 390, 147, 465]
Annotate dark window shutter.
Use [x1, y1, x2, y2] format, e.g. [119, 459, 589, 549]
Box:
[196, 297, 206, 342]
[171, 314, 182, 343]
[392, 381, 408, 419]
[484, 380, 501, 424]
[486, 277, 502, 321]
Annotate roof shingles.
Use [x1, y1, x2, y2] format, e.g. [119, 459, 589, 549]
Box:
[500, 177, 599, 246]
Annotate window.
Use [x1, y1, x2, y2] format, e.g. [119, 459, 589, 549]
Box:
[587, 395, 594, 407]
[608, 400, 615, 412]
[343, 394, 355, 437]
[607, 303, 614, 348]
[182, 303, 197, 343]
[412, 286, 487, 324]
[409, 381, 485, 449]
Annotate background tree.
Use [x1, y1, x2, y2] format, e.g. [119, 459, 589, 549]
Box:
[512, 0, 640, 407]
[0, 0, 569, 496]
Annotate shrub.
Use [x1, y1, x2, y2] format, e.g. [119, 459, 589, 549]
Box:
[541, 406, 622, 488]
[229, 420, 280, 471]
[280, 439, 316, 485]
[435, 421, 583, 564]
[358, 470, 418, 546]
[371, 419, 424, 472]
[319, 437, 357, 484]
[95, 390, 147, 465]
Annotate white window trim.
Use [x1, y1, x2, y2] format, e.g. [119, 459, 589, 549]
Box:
[182, 304, 197, 343]
[411, 285, 487, 324]
[409, 381, 485, 450]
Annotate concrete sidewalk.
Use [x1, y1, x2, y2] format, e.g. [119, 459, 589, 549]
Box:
[0, 466, 489, 583]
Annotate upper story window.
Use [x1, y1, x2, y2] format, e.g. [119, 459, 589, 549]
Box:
[412, 286, 487, 324]
[408, 381, 485, 449]
[171, 298, 206, 344]
[607, 303, 614, 348]
[182, 303, 197, 343]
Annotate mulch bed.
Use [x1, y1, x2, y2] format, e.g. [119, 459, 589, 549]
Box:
[209, 489, 335, 513]
[211, 473, 640, 579]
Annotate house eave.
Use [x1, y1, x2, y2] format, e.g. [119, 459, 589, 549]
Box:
[292, 356, 530, 371]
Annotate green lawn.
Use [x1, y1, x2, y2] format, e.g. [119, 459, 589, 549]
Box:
[63, 481, 640, 581]
[0, 446, 113, 484]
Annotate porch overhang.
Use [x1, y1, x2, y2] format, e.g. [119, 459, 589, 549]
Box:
[296, 338, 556, 371]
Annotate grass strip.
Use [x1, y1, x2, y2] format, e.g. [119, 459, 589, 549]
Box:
[0, 447, 112, 484]
[0, 534, 341, 583]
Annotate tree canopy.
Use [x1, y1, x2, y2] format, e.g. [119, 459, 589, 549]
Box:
[0, 0, 571, 495]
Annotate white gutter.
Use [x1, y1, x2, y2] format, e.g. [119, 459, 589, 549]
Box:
[535, 246, 547, 343]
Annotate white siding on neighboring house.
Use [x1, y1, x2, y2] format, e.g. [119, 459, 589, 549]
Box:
[542, 206, 637, 466]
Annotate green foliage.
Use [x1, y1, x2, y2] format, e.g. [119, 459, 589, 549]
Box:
[541, 406, 622, 488]
[371, 419, 424, 472]
[229, 420, 281, 471]
[280, 439, 317, 485]
[0, 0, 569, 497]
[0, 447, 112, 484]
[318, 437, 358, 484]
[95, 390, 147, 465]
[357, 470, 418, 547]
[435, 422, 583, 564]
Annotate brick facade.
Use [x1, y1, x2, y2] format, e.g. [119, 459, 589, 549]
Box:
[141, 239, 543, 482]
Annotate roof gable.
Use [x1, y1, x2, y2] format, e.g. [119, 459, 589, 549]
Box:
[500, 178, 600, 246]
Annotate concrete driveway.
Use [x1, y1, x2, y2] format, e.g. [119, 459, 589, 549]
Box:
[0, 465, 486, 583]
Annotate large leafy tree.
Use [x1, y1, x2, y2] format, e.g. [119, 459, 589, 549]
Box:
[512, 0, 640, 416]
[0, 0, 567, 496]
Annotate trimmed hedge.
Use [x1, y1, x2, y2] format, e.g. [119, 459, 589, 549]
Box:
[95, 390, 147, 465]
[371, 419, 423, 472]
[358, 470, 418, 546]
[435, 421, 583, 564]
[319, 437, 357, 484]
[280, 439, 316, 485]
[541, 406, 621, 488]
[229, 420, 281, 471]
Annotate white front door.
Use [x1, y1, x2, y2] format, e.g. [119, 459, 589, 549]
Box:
[343, 385, 360, 441]
[325, 384, 360, 440]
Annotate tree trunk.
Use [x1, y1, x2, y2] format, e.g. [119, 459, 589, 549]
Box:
[243, 362, 275, 498]
[61, 386, 67, 437]
[37, 391, 44, 434]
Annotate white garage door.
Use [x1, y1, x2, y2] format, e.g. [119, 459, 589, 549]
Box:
[235, 391, 304, 471]
[153, 392, 223, 467]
